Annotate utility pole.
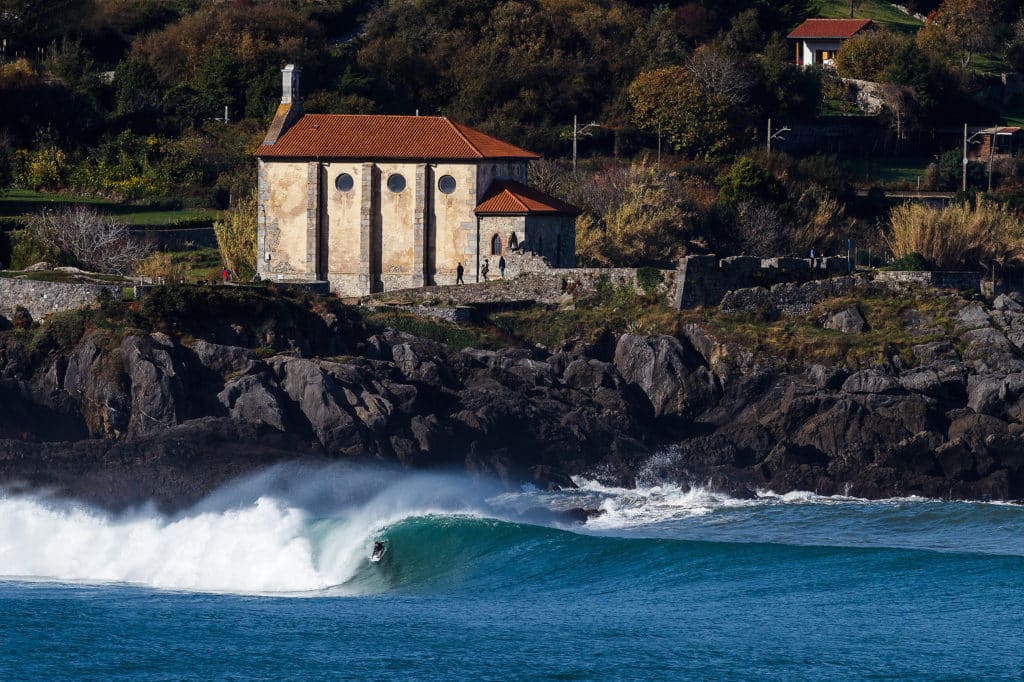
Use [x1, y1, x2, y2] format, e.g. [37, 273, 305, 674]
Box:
[767, 118, 772, 155]
[656, 122, 661, 171]
[988, 127, 995, 192]
[962, 122, 968, 193]
[573, 115, 578, 172]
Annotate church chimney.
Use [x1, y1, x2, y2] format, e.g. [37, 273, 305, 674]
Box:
[281, 64, 300, 105]
[262, 64, 305, 146]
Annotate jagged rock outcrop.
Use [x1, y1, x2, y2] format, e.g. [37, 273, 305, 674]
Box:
[2, 287, 1024, 508]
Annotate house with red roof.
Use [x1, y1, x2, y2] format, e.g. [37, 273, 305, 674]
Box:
[788, 18, 873, 67]
[256, 65, 579, 295]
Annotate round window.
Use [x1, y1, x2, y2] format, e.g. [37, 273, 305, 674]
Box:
[387, 173, 406, 193]
[438, 175, 457, 194]
[334, 173, 354, 192]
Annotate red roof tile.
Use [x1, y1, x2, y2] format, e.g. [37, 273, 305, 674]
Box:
[257, 114, 540, 160]
[475, 180, 580, 216]
[788, 18, 872, 39]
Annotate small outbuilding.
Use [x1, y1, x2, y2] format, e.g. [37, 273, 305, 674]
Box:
[788, 18, 873, 67]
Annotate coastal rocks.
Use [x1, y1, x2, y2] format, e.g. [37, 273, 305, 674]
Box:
[823, 305, 867, 334]
[613, 334, 717, 418]
[120, 334, 190, 437]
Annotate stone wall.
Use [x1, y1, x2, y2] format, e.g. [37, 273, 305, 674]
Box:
[674, 255, 849, 309]
[873, 270, 982, 291]
[0, 278, 125, 320]
[363, 267, 676, 307]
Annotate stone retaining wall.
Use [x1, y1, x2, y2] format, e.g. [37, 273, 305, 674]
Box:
[873, 270, 981, 291]
[363, 267, 676, 307]
[675, 255, 849, 309]
[0, 278, 125, 320]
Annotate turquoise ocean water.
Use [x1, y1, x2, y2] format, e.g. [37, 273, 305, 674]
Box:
[1, 464, 1022, 680]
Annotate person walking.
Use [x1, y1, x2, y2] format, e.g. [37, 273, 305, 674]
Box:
[499, 255, 506, 279]
[456, 262, 465, 284]
[481, 258, 490, 281]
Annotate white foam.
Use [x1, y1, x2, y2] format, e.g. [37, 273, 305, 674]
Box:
[0, 464, 500, 595]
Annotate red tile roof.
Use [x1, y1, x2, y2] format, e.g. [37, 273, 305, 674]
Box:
[475, 180, 580, 216]
[257, 114, 540, 161]
[788, 18, 872, 39]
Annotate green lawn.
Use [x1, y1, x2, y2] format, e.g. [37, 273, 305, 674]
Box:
[845, 156, 933, 188]
[169, 247, 224, 282]
[0, 190, 220, 228]
[813, 0, 923, 33]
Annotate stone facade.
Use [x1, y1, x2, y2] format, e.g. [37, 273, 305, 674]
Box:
[255, 66, 578, 298]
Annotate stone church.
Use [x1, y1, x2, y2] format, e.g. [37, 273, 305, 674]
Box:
[256, 65, 580, 295]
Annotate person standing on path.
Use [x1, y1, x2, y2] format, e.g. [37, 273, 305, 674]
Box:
[499, 256, 506, 279]
[456, 262, 465, 284]
[481, 259, 490, 281]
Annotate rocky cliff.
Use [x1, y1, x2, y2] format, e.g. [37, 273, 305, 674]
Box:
[1, 284, 1023, 509]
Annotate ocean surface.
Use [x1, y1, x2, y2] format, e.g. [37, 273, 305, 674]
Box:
[1, 463, 1022, 680]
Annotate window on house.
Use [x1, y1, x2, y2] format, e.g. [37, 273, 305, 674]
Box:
[335, 173, 354, 192]
[491, 234, 502, 255]
[438, 175, 456, 194]
[387, 173, 406, 193]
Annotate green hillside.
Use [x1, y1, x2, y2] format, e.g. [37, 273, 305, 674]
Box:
[814, 0, 923, 32]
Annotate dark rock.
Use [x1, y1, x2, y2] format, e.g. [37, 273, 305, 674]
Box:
[955, 303, 992, 330]
[823, 305, 867, 333]
[613, 334, 716, 418]
[993, 294, 1023, 312]
[217, 374, 288, 431]
[842, 368, 900, 394]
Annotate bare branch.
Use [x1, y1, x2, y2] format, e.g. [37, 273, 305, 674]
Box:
[28, 205, 152, 274]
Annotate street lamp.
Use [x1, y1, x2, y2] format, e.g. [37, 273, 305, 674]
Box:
[767, 118, 790, 156]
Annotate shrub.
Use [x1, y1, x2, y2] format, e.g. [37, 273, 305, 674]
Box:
[636, 266, 663, 295]
[887, 200, 1024, 270]
[26, 206, 151, 274]
[11, 305, 32, 330]
[214, 191, 257, 282]
[135, 251, 189, 283]
[888, 252, 929, 271]
[9, 228, 64, 270]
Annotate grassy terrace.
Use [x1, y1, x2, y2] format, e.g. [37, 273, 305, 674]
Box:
[846, 156, 933, 189]
[679, 288, 959, 370]
[814, 0, 923, 32]
[0, 190, 221, 228]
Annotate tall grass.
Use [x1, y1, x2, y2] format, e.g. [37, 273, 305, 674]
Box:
[887, 200, 1024, 270]
[213, 192, 257, 282]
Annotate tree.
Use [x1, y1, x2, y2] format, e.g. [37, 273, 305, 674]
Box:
[686, 45, 751, 106]
[573, 161, 693, 267]
[916, 0, 997, 69]
[848, 0, 864, 18]
[834, 30, 914, 81]
[27, 206, 151, 274]
[628, 66, 733, 160]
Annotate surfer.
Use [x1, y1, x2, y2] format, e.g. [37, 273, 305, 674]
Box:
[371, 541, 387, 562]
